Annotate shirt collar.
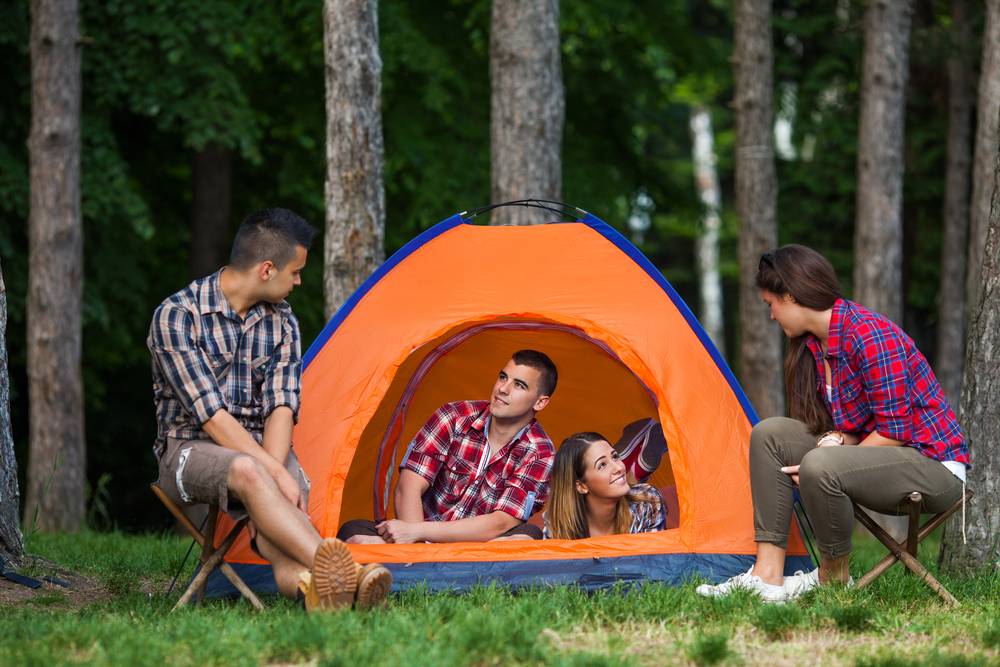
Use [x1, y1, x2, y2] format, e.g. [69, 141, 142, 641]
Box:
[197, 268, 280, 325]
[805, 297, 847, 361]
[471, 405, 536, 447]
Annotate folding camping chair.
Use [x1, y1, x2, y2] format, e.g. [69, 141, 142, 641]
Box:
[150, 483, 264, 611]
[851, 488, 973, 607]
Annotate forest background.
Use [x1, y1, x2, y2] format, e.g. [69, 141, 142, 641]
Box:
[0, 0, 982, 532]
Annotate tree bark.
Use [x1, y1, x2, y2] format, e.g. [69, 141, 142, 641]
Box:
[690, 107, 725, 353]
[966, 0, 1000, 319]
[322, 0, 386, 318]
[25, 0, 85, 533]
[853, 0, 913, 326]
[940, 142, 1000, 574]
[0, 262, 24, 568]
[935, 0, 974, 408]
[489, 0, 564, 226]
[188, 144, 233, 280]
[734, 0, 784, 418]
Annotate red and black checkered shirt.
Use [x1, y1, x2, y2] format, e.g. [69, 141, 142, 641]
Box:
[400, 400, 555, 522]
[805, 299, 969, 466]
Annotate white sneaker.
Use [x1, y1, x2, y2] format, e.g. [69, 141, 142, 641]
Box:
[696, 567, 788, 603]
[783, 568, 854, 600]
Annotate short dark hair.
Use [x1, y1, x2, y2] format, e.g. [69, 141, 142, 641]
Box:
[230, 208, 317, 270]
[512, 349, 558, 397]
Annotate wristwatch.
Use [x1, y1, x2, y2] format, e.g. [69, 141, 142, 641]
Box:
[818, 431, 845, 446]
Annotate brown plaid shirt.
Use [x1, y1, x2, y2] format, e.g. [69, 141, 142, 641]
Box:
[147, 270, 302, 458]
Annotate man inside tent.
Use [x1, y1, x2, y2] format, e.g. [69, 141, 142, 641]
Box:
[148, 208, 390, 611]
[338, 350, 558, 543]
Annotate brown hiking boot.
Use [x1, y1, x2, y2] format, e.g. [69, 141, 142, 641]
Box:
[305, 538, 357, 612]
[354, 562, 392, 610]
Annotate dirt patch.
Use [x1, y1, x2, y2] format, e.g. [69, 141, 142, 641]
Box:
[0, 554, 111, 609]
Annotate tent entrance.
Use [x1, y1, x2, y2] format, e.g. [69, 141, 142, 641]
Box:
[338, 319, 678, 529]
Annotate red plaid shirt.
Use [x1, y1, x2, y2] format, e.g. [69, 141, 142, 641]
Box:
[400, 400, 555, 522]
[805, 299, 969, 465]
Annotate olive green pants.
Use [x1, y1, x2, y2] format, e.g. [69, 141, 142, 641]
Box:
[750, 417, 963, 559]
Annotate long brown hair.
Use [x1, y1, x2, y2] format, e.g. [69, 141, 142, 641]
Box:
[755, 244, 842, 434]
[546, 432, 656, 539]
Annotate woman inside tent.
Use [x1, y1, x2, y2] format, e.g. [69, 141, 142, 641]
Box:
[698, 244, 969, 602]
[542, 432, 666, 539]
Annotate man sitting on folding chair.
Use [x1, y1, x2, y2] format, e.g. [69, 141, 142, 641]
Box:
[147, 208, 390, 612]
[697, 245, 970, 603]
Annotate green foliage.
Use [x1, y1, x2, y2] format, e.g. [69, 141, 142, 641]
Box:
[686, 630, 731, 666]
[752, 602, 802, 640]
[828, 602, 874, 632]
[0, 0, 981, 530]
[980, 618, 1000, 649]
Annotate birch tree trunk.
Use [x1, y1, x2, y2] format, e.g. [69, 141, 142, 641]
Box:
[490, 0, 564, 226]
[24, 0, 85, 533]
[853, 0, 913, 326]
[734, 0, 783, 418]
[966, 0, 1000, 319]
[322, 0, 386, 318]
[940, 144, 1000, 574]
[935, 0, 974, 408]
[0, 262, 24, 568]
[188, 144, 233, 280]
[690, 107, 725, 352]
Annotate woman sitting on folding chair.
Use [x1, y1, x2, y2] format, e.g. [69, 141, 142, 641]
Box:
[697, 244, 969, 603]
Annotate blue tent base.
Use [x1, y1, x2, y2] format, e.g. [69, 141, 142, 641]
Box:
[202, 553, 815, 599]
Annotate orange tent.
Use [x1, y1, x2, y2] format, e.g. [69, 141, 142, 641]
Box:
[214, 207, 811, 592]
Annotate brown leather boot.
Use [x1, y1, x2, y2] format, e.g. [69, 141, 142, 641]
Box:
[354, 562, 392, 610]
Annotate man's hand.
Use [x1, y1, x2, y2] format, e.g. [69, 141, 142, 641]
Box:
[273, 465, 306, 512]
[781, 465, 800, 486]
[376, 519, 425, 544]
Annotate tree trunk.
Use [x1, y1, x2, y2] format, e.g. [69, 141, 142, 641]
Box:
[0, 262, 24, 568]
[322, 0, 386, 318]
[489, 0, 564, 226]
[935, 0, 975, 408]
[690, 107, 725, 353]
[853, 0, 912, 326]
[940, 141, 1000, 574]
[734, 0, 784, 418]
[25, 0, 85, 533]
[188, 144, 233, 280]
[966, 0, 1000, 319]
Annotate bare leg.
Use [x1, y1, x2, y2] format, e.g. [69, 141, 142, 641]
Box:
[227, 457, 322, 567]
[751, 542, 786, 585]
[254, 533, 309, 597]
[819, 553, 850, 584]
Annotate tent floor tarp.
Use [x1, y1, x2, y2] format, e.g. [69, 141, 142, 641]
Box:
[202, 554, 815, 598]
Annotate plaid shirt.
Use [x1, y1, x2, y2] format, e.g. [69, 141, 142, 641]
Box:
[400, 400, 555, 522]
[805, 299, 968, 465]
[147, 270, 301, 458]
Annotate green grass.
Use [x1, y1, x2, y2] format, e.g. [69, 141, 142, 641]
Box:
[1, 531, 999, 666]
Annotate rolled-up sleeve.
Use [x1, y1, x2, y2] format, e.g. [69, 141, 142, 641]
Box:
[400, 406, 454, 485]
[494, 447, 555, 521]
[148, 304, 225, 425]
[262, 313, 302, 421]
[856, 325, 913, 442]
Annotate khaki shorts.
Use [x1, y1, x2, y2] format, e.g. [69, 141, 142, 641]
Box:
[156, 437, 311, 521]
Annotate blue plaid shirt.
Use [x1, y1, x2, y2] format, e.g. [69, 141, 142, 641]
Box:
[147, 270, 301, 458]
